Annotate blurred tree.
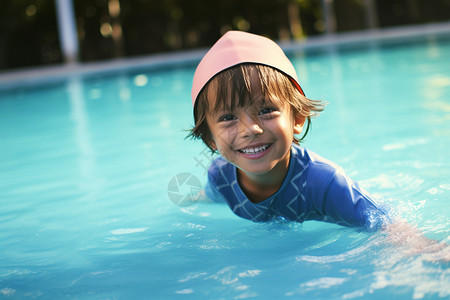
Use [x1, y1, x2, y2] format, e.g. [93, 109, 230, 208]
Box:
[0, 0, 449, 69]
[0, 0, 62, 69]
[334, 0, 368, 32]
[377, 0, 450, 27]
[73, 0, 324, 61]
[74, 0, 116, 61]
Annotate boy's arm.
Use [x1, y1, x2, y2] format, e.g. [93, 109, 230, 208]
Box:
[195, 189, 226, 204]
[195, 189, 212, 203]
[316, 167, 449, 261]
[382, 219, 449, 262]
[198, 176, 227, 204]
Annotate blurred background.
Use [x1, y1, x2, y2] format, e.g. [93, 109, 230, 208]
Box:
[0, 0, 449, 71]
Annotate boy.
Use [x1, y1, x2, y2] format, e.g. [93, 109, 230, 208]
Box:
[189, 31, 385, 228]
[187, 31, 448, 259]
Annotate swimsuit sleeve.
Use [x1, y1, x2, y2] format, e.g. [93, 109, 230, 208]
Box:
[318, 167, 389, 229]
[203, 158, 228, 204]
[204, 176, 227, 203]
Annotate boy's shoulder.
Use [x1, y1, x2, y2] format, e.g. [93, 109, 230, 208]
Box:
[207, 156, 234, 182]
[292, 144, 340, 173]
[208, 155, 229, 172]
[292, 145, 348, 189]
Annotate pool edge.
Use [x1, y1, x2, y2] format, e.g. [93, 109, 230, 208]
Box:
[0, 21, 449, 91]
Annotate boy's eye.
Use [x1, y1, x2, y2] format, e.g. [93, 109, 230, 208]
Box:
[219, 114, 237, 122]
[259, 108, 276, 115]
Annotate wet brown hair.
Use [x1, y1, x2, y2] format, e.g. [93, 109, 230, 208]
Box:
[187, 64, 326, 152]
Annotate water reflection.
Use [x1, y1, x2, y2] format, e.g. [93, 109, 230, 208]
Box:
[68, 77, 95, 182]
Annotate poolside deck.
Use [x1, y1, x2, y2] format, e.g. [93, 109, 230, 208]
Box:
[1, 21, 449, 91]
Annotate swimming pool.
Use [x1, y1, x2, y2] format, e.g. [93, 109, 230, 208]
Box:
[1, 33, 449, 299]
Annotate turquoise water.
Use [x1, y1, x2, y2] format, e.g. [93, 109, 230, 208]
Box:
[1, 36, 449, 299]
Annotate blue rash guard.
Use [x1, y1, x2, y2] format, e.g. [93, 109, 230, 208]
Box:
[204, 144, 388, 228]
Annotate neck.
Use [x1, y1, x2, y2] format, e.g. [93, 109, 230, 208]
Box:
[237, 151, 291, 203]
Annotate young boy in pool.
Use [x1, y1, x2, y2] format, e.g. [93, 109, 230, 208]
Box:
[187, 31, 448, 258]
[189, 30, 385, 228]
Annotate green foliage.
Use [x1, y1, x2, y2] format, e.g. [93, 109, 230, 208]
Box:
[0, 0, 449, 69]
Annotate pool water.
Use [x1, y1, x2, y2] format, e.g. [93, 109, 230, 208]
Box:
[1, 36, 449, 299]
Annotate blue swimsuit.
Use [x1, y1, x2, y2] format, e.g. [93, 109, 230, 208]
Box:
[205, 144, 387, 228]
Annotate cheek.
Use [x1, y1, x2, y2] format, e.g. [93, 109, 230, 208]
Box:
[268, 116, 296, 143]
[271, 117, 294, 134]
[212, 126, 238, 147]
[215, 141, 238, 163]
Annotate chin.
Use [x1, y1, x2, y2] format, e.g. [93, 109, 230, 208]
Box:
[238, 164, 275, 176]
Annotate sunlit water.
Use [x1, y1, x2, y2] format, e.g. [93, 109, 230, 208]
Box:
[1, 36, 449, 299]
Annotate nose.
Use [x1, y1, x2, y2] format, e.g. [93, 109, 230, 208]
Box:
[239, 113, 263, 138]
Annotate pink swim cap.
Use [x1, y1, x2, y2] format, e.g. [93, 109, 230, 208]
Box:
[191, 31, 304, 107]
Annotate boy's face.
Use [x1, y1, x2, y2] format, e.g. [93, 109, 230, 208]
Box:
[205, 73, 305, 177]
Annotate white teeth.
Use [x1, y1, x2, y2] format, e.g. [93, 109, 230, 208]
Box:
[240, 144, 269, 154]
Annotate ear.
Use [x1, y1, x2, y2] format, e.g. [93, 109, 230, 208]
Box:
[202, 130, 217, 151]
[207, 139, 218, 151]
[293, 115, 306, 135]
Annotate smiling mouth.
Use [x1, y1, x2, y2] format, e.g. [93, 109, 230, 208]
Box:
[237, 144, 271, 155]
